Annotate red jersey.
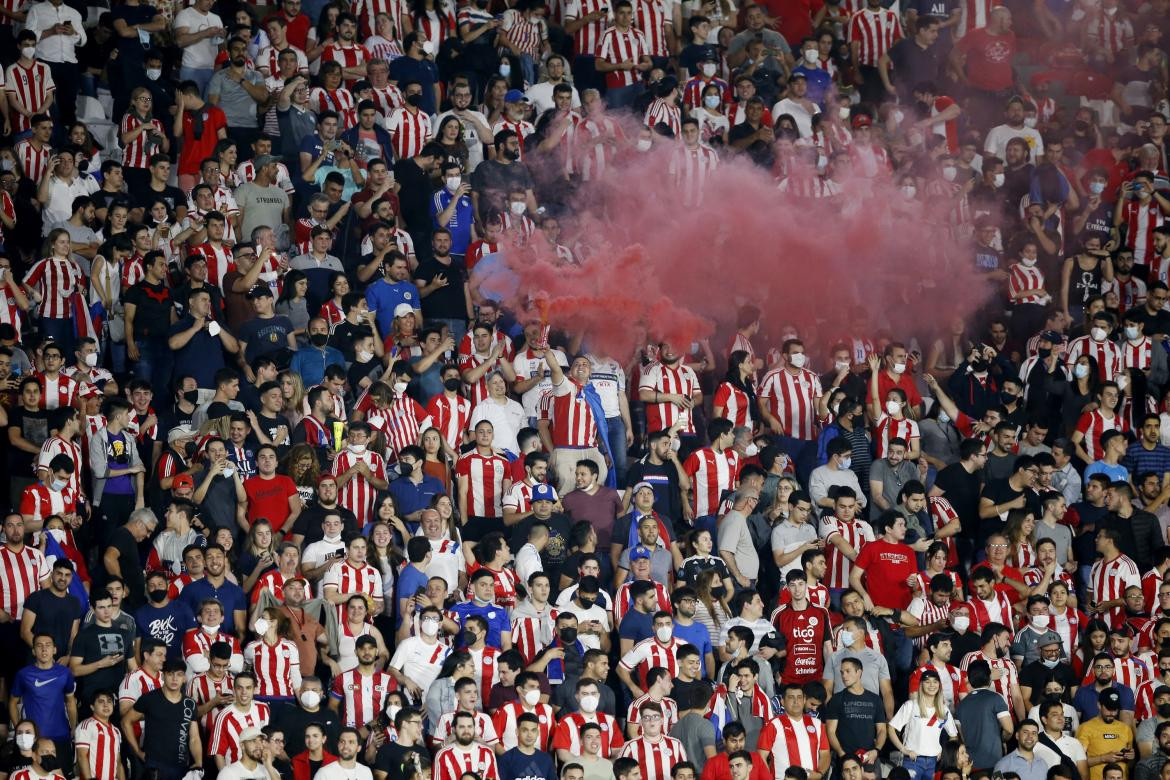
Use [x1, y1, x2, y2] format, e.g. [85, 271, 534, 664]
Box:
[758, 714, 828, 778]
[209, 702, 271, 762]
[329, 668, 396, 728]
[597, 26, 649, 88]
[178, 105, 229, 176]
[426, 394, 471, 450]
[773, 603, 833, 683]
[244, 637, 301, 698]
[0, 544, 48, 619]
[682, 447, 740, 517]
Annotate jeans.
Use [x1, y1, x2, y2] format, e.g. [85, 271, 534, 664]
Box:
[133, 337, 174, 401]
[518, 53, 537, 87]
[606, 416, 629, 484]
[180, 66, 215, 97]
[901, 754, 936, 780]
[40, 316, 75, 356]
[605, 83, 642, 110]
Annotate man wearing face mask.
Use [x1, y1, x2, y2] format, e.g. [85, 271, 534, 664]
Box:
[389, 605, 450, 702]
[387, 34, 440, 114]
[1136, 700, 1170, 767]
[1010, 596, 1065, 668]
[984, 97, 1045, 164]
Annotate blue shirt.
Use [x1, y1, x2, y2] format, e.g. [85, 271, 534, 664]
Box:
[993, 750, 1049, 780]
[1123, 442, 1170, 479]
[387, 57, 440, 114]
[673, 620, 714, 674]
[12, 664, 76, 739]
[388, 474, 444, 519]
[134, 601, 197, 658]
[290, 345, 347, 387]
[791, 65, 834, 105]
[1083, 460, 1130, 484]
[396, 564, 429, 626]
[367, 280, 420, 333]
[178, 578, 248, 634]
[450, 600, 512, 649]
[618, 609, 654, 644]
[168, 316, 226, 389]
[430, 189, 474, 253]
[498, 747, 556, 780]
[1072, 682, 1135, 720]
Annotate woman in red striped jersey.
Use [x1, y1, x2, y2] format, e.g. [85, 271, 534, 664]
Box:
[244, 608, 303, 701]
[713, 350, 756, 430]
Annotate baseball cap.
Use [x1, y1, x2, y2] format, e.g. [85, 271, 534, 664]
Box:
[1099, 688, 1122, 710]
[168, 424, 196, 444]
[505, 89, 528, 103]
[1037, 635, 1062, 648]
[789, 70, 807, 81]
[852, 114, 872, 129]
[633, 481, 655, 495]
[393, 303, 414, 318]
[630, 545, 652, 561]
[172, 474, 195, 490]
[531, 483, 556, 503]
[238, 727, 264, 743]
[1039, 330, 1064, 344]
[79, 383, 101, 398]
[247, 284, 273, 299]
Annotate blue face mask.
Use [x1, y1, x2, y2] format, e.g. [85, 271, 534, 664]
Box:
[1089, 181, 1106, 195]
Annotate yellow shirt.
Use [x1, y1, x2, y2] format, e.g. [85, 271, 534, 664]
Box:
[1077, 716, 1134, 780]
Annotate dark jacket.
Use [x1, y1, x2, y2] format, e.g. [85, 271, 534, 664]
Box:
[341, 124, 395, 166]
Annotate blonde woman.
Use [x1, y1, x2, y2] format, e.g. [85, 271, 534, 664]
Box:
[279, 371, 306, 428]
[888, 668, 959, 780]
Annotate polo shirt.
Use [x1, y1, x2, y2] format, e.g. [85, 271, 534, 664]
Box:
[366, 279, 420, 333]
[994, 750, 1048, 780]
[178, 577, 247, 634]
[168, 315, 226, 388]
[430, 189, 474, 253]
[449, 600, 511, 649]
[388, 474, 445, 519]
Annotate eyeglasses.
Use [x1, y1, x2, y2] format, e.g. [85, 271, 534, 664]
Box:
[641, 714, 662, 721]
[988, 543, 1008, 549]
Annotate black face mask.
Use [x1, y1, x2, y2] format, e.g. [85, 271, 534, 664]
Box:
[232, 57, 246, 68]
[444, 378, 462, 392]
[559, 627, 578, 643]
[460, 629, 477, 646]
[310, 333, 329, 347]
[1038, 347, 1052, 359]
[406, 93, 423, 108]
[183, 389, 199, 404]
[1158, 703, 1170, 718]
[1001, 391, 1017, 404]
[578, 597, 595, 609]
[38, 757, 58, 772]
[148, 589, 168, 603]
[970, 359, 989, 372]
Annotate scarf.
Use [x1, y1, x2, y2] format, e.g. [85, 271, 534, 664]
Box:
[579, 382, 616, 487]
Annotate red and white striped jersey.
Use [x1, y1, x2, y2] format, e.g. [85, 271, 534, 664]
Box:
[370, 84, 406, 118]
[576, 114, 624, 182]
[434, 742, 499, 780]
[15, 139, 50, 182]
[630, 0, 670, 57]
[120, 254, 145, 291]
[1008, 262, 1046, 305]
[847, 8, 901, 66]
[906, 595, 954, 649]
[955, 0, 1002, 38]
[320, 560, 384, 621]
[500, 9, 547, 56]
[1023, 566, 1076, 595]
[0, 544, 48, 619]
[597, 26, 650, 88]
[34, 372, 78, 411]
[369, 396, 431, 459]
[553, 711, 625, 756]
[619, 636, 685, 689]
[4, 61, 54, 133]
[1113, 653, 1150, 691]
[311, 86, 358, 129]
[256, 44, 309, 77]
[23, 256, 82, 319]
[244, 638, 301, 698]
[959, 649, 1018, 711]
[1085, 10, 1133, 59]
[456, 451, 510, 518]
[639, 362, 700, 434]
[758, 714, 827, 778]
[713, 381, 752, 428]
[412, 7, 457, 51]
[510, 612, 558, 664]
[426, 394, 471, 450]
[191, 242, 235, 292]
[872, 413, 920, 459]
[331, 449, 388, 528]
[458, 350, 494, 409]
[19, 484, 77, 526]
[355, 0, 407, 37]
[643, 97, 681, 136]
[467, 644, 502, 700]
[1066, 334, 1122, 381]
[320, 42, 370, 75]
[1014, 542, 1037, 568]
[619, 735, 687, 780]
[614, 580, 672, 625]
[1134, 672, 1166, 720]
[492, 118, 536, 158]
[1120, 199, 1166, 265]
[1091, 553, 1141, 628]
[183, 628, 242, 674]
[330, 668, 396, 728]
[758, 366, 823, 441]
[546, 379, 599, 447]
[966, 592, 1015, 635]
[928, 497, 961, 567]
[120, 114, 167, 169]
[626, 694, 680, 734]
[209, 702, 272, 762]
[386, 107, 433, 160]
[492, 700, 555, 750]
[1048, 606, 1084, 661]
[909, 661, 967, 710]
[75, 717, 122, 780]
[188, 671, 234, 732]
[36, 435, 84, 495]
[668, 144, 719, 208]
[1122, 336, 1154, 373]
[1074, 409, 1128, 462]
[818, 516, 874, 590]
[118, 668, 160, 740]
[564, 0, 610, 55]
[682, 447, 739, 518]
[434, 710, 500, 745]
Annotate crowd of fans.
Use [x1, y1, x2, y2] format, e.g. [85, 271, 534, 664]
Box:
[1, 3, 1170, 780]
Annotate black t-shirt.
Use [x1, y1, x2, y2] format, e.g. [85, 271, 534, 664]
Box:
[8, 406, 58, 476]
[392, 158, 434, 238]
[133, 688, 197, 768]
[134, 184, 186, 215]
[23, 589, 82, 658]
[272, 702, 343, 756]
[251, 412, 292, 455]
[72, 622, 131, 698]
[886, 37, 944, 100]
[728, 123, 774, 169]
[934, 462, 983, 539]
[331, 320, 373, 361]
[624, 459, 682, 532]
[822, 688, 886, 755]
[93, 188, 133, 217]
[508, 512, 573, 588]
[979, 478, 1037, 543]
[469, 159, 535, 212]
[238, 315, 294, 363]
[106, 526, 146, 607]
[1020, 658, 1077, 695]
[124, 280, 174, 340]
[1135, 307, 1170, 338]
[375, 742, 429, 780]
[414, 258, 467, 320]
[293, 504, 359, 544]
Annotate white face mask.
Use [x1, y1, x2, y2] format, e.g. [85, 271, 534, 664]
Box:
[254, 618, 271, 635]
[655, 626, 673, 643]
[446, 176, 462, 192]
[1091, 327, 1108, 342]
[704, 95, 721, 110]
[892, 361, 907, 374]
[993, 172, 1005, 187]
[744, 443, 759, 457]
[1030, 614, 1048, 629]
[788, 353, 806, 368]
[1024, 117, 1037, 128]
[202, 623, 220, 635]
[300, 690, 321, 709]
[840, 631, 855, 647]
[1090, 181, 1106, 195]
[952, 615, 970, 632]
[701, 63, 717, 77]
[356, 350, 374, 362]
[1125, 325, 1140, 340]
[421, 618, 440, 637]
[20, 47, 36, 60]
[579, 694, 600, 713]
[1117, 373, 1129, 391]
[885, 400, 901, 416]
[941, 166, 957, 181]
[15, 734, 34, 751]
[670, 436, 681, 452]
[348, 443, 367, 455]
[901, 185, 917, 199]
[393, 381, 409, 394]
[1021, 257, 1036, 267]
[839, 456, 852, 470]
[803, 48, 818, 64]
[637, 138, 653, 152]
[83, 352, 98, 367]
[523, 689, 541, 706]
[1074, 363, 1091, 379]
[510, 201, 527, 215]
[146, 68, 162, 81]
[498, 61, 510, 76]
[422, 40, 435, 55]
[222, 466, 235, 478]
[835, 360, 850, 372]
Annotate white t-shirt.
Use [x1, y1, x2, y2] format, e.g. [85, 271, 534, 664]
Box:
[983, 123, 1045, 163]
[513, 348, 569, 418]
[468, 396, 526, 454]
[173, 7, 224, 69]
[525, 81, 582, 116]
[389, 635, 449, 694]
[217, 761, 271, 780]
[302, 538, 344, 569]
[586, 354, 626, 419]
[433, 109, 491, 171]
[313, 761, 374, 780]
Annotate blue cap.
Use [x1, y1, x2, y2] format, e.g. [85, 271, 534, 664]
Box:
[630, 545, 652, 561]
[531, 483, 556, 503]
[505, 89, 528, 103]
